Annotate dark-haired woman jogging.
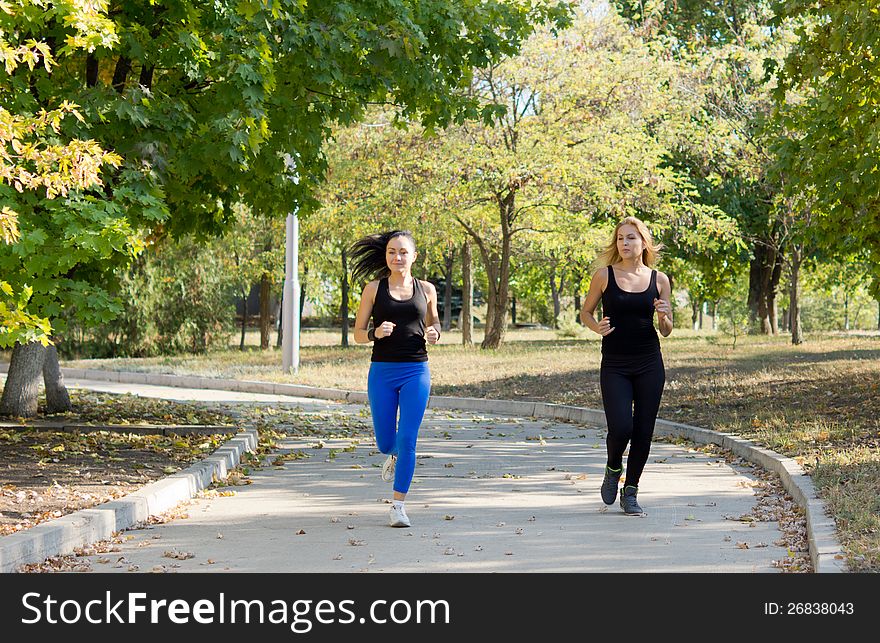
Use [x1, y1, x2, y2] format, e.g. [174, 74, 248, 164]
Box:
[351, 230, 441, 528]
[580, 216, 673, 515]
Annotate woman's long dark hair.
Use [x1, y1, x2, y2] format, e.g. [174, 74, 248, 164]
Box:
[349, 230, 416, 285]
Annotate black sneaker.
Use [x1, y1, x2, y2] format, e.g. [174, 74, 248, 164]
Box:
[600, 466, 622, 505]
[620, 485, 644, 515]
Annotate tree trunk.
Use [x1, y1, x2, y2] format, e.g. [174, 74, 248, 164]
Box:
[300, 264, 308, 320]
[691, 300, 699, 331]
[844, 291, 850, 331]
[712, 300, 718, 331]
[442, 249, 454, 332]
[239, 292, 247, 350]
[511, 296, 517, 326]
[111, 56, 132, 93]
[461, 240, 473, 346]
[341, 248, 349, 347]
[480, 194, 514, 349]
[86, 54, 98, 87]
[1, 342, 48, 418]
[748, 243, 782, 334]
[43, 344, 71, 413]
[549, 267, 561, 330]
[768, 256, 782, 334]
[699, 302, 704, 330]
[574, 294, 582, 324]
[276, 293, 283, 348]
[259, 273, 270, 349]
[790, 245, 803, 345]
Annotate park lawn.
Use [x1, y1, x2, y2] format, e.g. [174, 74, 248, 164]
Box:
[60, 328, 880, 572]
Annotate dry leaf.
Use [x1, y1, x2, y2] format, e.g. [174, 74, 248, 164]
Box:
[443, 515, 455, 521]
[296, 529, 306, 535]
[736, 542, 749, 549]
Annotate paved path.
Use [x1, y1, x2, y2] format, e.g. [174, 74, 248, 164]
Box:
[59, 379, 788, 573]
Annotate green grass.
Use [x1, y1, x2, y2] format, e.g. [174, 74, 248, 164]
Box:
[62, 328, 880, 571]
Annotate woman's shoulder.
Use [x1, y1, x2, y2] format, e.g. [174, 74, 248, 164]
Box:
[654, 269, 670, 287]
[363, 279, 381, 295]
[592, 266, 610, 282]
[419, 279, 437, 295]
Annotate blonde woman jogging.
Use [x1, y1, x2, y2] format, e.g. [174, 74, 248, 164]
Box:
[580, 217, 673, 515]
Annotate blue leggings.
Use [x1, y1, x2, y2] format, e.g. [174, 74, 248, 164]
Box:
[367, 361, 431, 494]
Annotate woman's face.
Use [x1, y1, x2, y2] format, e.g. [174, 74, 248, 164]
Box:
[617, 224, 644, 262]
[386, 235, 417, 274]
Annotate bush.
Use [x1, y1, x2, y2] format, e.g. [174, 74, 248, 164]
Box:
[555, 311, 587, 338]
[64, 237, 235, 357]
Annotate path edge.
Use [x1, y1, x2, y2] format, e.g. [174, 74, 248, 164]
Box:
[0, 364, 847, 573]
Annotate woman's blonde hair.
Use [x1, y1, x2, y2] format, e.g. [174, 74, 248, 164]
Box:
[593, 216, 663, 270]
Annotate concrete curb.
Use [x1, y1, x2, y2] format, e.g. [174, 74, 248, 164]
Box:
[1, 364, 847, 572]
[0, 425, 258, 573]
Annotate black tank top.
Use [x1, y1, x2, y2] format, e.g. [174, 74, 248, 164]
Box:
[371, 277, 429, 362]
[601, 266, 661, 357]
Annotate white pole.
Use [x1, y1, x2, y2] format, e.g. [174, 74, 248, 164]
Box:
[282, 211, 301, 373]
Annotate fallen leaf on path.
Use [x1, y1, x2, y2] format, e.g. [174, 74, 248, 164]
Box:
[444, 515, 454, 521]
[296, 529, 306, 535]
[348, 539, 366, 546]
[736, 542, 749, 549]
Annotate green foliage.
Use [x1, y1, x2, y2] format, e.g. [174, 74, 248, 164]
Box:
[770, 0, 880, 288]
[2, 0, 573, 350]
[65, 236, 236, 356]
[0, 281, 52, 347]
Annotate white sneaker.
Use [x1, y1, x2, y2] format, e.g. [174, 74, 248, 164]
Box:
[381, 454, 397, 482]
[389, 503, 411, 528]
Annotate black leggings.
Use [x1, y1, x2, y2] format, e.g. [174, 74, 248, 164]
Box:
[599, 352, 665, 488]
